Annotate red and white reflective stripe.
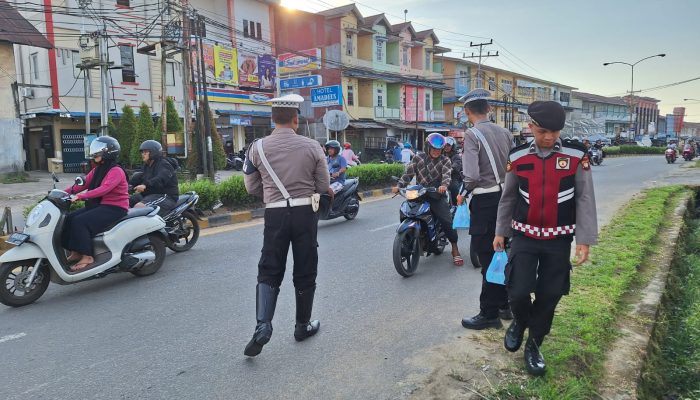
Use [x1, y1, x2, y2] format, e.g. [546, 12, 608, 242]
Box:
[511, 221, 576, 237]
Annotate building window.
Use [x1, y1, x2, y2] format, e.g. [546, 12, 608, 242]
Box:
[119, 45, 135, 83]
[459, 70, 468, 87]
[346, 33, 353, 56]
[30, 52, 39, 82]
[501, 79, 512, 94]
[425, 52, 430, 70]
[242, 20, 262, 40]
[377, 88, 383, 107]
[560, 92, 570, 103]
[375, 40, 383, 62]
[425, 93, 431, 111]
[256, 22, 262, 40]
[347, 84, 354, 106]
[166, 62, 175, 86]
[402, 46, 408, 66]
[243, 19, 249, 37]
[488, 77, 496, 91]
[116, 0, 129, 6]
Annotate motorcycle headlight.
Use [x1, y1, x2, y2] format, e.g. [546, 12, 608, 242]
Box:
[26, 203, 45, 227]
[406, 190, 420, 200]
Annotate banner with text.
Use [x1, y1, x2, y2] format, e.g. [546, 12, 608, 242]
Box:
[278, 48, 321, 75]
[311, 85, 342, 107]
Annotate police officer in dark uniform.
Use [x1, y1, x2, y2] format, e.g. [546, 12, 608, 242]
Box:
[242, 94, 331, 357]
[458, 89, 515, 330]
[494, 101, 598, 376]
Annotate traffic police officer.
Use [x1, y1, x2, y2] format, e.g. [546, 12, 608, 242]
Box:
[459, 88, 515, 330]
[243, 94, 331, 357]
[494, 101, 598, 376]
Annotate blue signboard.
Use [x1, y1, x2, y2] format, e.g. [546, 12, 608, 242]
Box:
[280, 75, 322, 89]
[311, 85, 342, 107]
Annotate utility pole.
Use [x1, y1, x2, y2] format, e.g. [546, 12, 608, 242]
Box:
[160, 0, 168, 145]
[181, 0, 191, 157]
[78, 0, 91, 137]
[99, 23, 110, 136]
[463, 39, 498, 89]
[195, 13, 214, 178]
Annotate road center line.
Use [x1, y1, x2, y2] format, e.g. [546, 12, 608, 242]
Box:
[370, 223, 398, 232]
[0, 332, 27, 344]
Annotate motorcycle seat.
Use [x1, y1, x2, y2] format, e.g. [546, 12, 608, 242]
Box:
[342, 178, 358, 190]
[98, 207, 156, 234]
[175, 195, 191, 208]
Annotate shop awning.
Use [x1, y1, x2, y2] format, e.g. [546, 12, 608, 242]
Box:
[348, 121, 387, 129]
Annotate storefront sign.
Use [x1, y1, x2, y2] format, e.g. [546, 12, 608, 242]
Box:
[280, 75, 322, 89]
[311, 85, 341, 107]
[230, 116, 253, 126]
[204, 88, 272, 105]
[214, 45, 238, 86]
[278, 48, 321, 74]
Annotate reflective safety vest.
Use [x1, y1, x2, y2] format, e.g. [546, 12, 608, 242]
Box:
[507, 141, 589, 240]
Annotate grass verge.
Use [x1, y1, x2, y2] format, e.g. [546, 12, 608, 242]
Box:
[2, 171, 37, 184]
[494, 185, 687, 399]
[638, 205, 700, 399]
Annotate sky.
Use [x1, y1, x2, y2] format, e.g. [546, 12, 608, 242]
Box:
[281, 0, 700, 122]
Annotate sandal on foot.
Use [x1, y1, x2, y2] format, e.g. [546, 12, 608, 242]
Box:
[70, 262, 91, 272]
[453, 255, 464, 266]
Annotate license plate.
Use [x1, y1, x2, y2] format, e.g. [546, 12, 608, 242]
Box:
[6, 233, 29, 246]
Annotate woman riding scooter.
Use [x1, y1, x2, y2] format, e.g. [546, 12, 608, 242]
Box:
[63, 136, 129, 272]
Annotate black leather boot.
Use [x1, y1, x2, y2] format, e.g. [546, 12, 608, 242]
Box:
[294, 286, 320, 342]
[504, 320, 526, 352]
[244, 283, 279, 357]
[461, 313, 503, 330]
[499, 307, 514, 320]
[524, 336, 546, 376]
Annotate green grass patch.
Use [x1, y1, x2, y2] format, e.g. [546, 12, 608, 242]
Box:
[694, 159, 700, 168]
[2, 171, 37, 184]
[638, 214, 700, 399]
[604, 145, 665, 155]
[494, 185, 688, 399]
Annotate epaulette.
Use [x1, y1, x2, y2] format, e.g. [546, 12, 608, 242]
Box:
[509, 141, 530, 155]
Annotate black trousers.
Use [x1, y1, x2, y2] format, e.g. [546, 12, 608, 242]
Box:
[448, 180, 462, 206]
[427, 196, 458, 243]
[470, 192, 508, 318]
[130, 193, 177, 216]
[61, 205, 127, 256]
[258, 205, 319, 291]
[506, 235, 572, 339]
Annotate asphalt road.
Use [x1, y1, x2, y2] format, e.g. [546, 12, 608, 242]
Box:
[0, 155, 690, 400]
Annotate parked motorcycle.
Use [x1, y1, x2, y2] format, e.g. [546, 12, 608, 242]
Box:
[162, 192, 200, 252]
[226, 151, 245, 171]
[0, 175, 168, 307]
[665, 148, 677, 164]
[682, 147, 695, 161]
[319, 178, 361, 221]
[392, 184, 450, 277]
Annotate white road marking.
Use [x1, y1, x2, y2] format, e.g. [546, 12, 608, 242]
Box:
[370, 223, 398, 232]
[0, 332, 27, 344]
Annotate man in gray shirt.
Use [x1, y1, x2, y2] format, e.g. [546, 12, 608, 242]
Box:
[243, 94, 331, 357]
[493, 101, 597, 376]
[459, 89, 515, 331]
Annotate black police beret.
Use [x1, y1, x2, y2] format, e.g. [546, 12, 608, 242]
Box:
[528, 101, 566, 131]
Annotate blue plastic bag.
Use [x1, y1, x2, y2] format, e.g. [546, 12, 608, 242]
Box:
[452, 204, 470, 230]
[486, 251, 508, 285]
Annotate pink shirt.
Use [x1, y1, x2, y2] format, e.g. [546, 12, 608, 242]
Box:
[342, 149, 358, 166]
[66, 167, 129, 210]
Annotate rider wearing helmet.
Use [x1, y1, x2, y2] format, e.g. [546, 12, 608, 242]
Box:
[393, 133, 463, 266]
[400, 142, 415, 164]
[325, 140, 347, 193]
[129, 140, 179, 213]
[444, 136, 463, 205]
[63, 136, 129, 272]
[341, 142, 360, 166]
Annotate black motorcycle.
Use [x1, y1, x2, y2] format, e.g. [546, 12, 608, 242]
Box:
[392, 184, 450, 277]
[588, 147, 603, 166]
[226, 151, 245, 171]
[319, 178, 361, 221]
[161, 192, 201, 252]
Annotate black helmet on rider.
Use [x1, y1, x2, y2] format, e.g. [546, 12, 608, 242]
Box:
[89, 136, 120, 161]
[139, 140, 163, 160]
[444, 136, 456, 151]
[425, 133, 446, 157]
[325, 140, 341, 155]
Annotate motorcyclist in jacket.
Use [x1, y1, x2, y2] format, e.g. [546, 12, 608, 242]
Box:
[129, 140, 179, 214]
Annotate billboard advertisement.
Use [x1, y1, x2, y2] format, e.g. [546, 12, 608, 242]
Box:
[277, 48, 321, 74]
[257, 54, 277, 91]
[213, 45, 238, 86]
[673, 107, 685, 134]
[238, 51, 260, 88]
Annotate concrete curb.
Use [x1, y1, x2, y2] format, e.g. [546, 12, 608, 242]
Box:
[198, 187, 393, 230]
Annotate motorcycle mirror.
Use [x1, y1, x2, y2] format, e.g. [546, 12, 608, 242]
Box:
[51, 172, 59, 183]
[75, 176, 85, 186]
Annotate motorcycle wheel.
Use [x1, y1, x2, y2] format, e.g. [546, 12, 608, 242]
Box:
[167, 211, 200, 252]
[343, 199, 360, 220]
[131, 234, 166, 277]
[0, 259, 50, 307]
[393, 230, 420, 277]
[433, 235, 447, 255]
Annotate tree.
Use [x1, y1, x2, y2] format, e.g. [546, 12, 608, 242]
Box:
[155, 97, 185, 158]
[210, 110, 226, 171]
[117, 105, 137, 167]
[132, 103, 157, 166]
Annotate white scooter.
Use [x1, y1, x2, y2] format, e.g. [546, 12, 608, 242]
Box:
[0, 175, 168, 307]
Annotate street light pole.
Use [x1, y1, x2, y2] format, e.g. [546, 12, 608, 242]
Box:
[603, 53, 665, 142]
